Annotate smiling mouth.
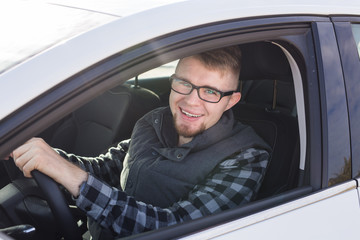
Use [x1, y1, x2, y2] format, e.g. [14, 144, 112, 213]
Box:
[181, 109, 202, 118]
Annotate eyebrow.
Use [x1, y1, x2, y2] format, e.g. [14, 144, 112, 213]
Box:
[172, 74, 223, 92]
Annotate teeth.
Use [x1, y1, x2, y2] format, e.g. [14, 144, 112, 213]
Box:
[182, 109, 201, 118]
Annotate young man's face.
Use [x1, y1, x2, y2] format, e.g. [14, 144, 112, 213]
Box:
[169, 56, 241, 144]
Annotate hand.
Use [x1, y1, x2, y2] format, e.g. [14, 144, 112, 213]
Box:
[11, 137, 88, 197]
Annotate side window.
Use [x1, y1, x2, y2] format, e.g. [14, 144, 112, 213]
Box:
[126, 60, 178, 106]
[352, 24, 360, 58]
[138, 60, 178, 79]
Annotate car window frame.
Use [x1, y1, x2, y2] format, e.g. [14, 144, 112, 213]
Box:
[332, 17, 360, 178]
[311, 20, 352, 187]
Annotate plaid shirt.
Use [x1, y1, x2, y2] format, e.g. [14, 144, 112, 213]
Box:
[58, 145, 269, 238]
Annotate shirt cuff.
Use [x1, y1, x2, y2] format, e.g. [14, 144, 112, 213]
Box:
[76, 173, 113, 221]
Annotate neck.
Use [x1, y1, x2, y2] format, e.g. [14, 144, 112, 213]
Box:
[178, 136, 193, 146]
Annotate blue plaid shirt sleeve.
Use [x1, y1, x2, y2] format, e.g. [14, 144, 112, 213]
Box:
[56, 139, 130, 187]
[75, 147, 269, 237]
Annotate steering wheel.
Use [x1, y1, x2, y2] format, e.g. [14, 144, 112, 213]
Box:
[31, 170, 82, 240]
[2, 157, 83, 239]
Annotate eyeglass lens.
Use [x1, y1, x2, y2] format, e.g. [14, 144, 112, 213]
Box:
[171, 78, 222, 103]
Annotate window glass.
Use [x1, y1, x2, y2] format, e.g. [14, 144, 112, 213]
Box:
[352, 24, 360, 58]
[127, 60, 178, 82]
[140, 60, 178, 79]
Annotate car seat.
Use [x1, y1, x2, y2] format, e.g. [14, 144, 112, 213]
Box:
[234, 41, 300, 199]
[47, 83, 161, 157]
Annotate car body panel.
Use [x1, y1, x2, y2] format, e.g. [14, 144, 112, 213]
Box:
[0, 0, 120, 74]
[0, 0, 184, 74]
[181, 180, 360, 239]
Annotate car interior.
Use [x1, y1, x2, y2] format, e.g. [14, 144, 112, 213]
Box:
[0, 40, 301, 239]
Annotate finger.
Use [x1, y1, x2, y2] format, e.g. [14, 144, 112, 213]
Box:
[14, 139, 61, 179]
[13, 138, 46, 161]
[21, 156, 39, 178]
[13, 150, 33, 174]
[9, 137, 38, 160]
[12, 142, 33, 160]
[12, 139, 45, 175]
[15, 148, 47, 178]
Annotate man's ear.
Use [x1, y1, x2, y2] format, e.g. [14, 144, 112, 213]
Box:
[225, 92, 241, 111]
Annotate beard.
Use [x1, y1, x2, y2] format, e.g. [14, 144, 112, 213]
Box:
[173, 113, 206, 138]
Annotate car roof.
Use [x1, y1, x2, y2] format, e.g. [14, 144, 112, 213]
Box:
[1, 0, 360, 120]
[0, 0, 185, 74]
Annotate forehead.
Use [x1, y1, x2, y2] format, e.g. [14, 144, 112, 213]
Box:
[175, 57, 237, 88]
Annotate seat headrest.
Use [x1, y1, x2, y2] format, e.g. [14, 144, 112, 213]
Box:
[239, 42, 292, 82]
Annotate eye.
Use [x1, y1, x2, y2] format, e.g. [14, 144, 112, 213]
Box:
[203, 88, 220, 96]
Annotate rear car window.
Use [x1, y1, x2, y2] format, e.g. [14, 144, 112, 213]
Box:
[352, 24, 360, 58]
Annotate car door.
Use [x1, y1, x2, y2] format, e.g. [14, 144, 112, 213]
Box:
[150, 18, 360, 240]
[1, 8, 360, 240]
[171, 18, 360, 240]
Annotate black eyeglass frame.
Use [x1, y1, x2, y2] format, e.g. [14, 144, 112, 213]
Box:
[169, 74, 238, 103]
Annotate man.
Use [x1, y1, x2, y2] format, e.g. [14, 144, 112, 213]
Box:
[9, 46, 270, 239]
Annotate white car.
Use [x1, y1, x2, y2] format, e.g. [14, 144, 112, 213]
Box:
[0, 0, 360, 239]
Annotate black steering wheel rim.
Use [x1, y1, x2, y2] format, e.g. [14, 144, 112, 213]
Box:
[32, 170, 82, 240]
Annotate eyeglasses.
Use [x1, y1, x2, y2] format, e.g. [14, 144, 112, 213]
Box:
[169, 74, 237, 103]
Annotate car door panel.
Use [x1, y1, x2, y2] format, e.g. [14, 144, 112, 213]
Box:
[181, 180, 360, 239]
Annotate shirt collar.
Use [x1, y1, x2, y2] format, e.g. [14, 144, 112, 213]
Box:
[152, 107, 236, 161]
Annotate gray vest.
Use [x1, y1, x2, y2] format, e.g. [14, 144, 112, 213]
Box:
[121, 107, 269, 207]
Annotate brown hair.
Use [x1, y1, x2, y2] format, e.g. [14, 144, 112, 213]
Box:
[192, 46, 242, 77]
